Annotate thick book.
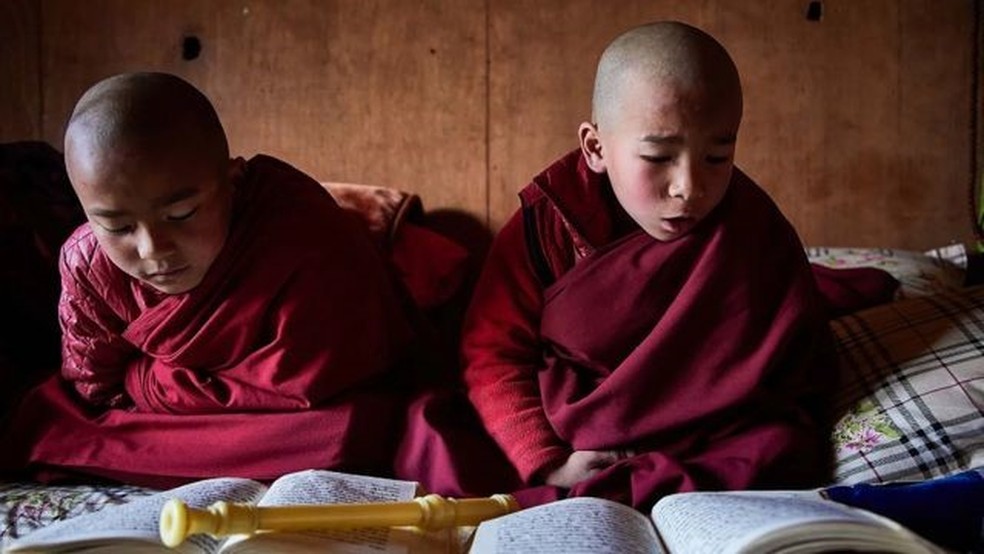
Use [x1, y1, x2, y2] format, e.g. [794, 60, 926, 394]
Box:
[2, 469, 459, 553]
[468, 490, 947, 554]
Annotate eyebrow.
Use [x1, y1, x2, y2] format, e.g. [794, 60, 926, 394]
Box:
[640, 134, 738, 145]
[641, 134, 683, 145]
[87, 187, 201, 219]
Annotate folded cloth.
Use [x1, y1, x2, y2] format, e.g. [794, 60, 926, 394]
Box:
[823, 468, 984, 552]
[321, 181, 423, 247]
[322, 181, 470, 311]
[810, 263, 900, 318]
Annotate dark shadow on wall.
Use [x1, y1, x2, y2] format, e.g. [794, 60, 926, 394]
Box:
[0, 142, 85, 413]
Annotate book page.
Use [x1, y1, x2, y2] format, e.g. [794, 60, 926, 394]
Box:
[220, 470, 443, 554]
[651, 491, 941, 554]
[3, 478, 267, 554]
[469, 497, 664, 554]
[258, 470, 419, 506]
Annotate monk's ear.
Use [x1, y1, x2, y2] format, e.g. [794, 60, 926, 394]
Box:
[226, 156, 246, 185]
[578, 122, 606, 173]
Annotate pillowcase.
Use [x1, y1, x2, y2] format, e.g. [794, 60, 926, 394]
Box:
[807, 246, 966, 300]
[321, 181, 470, 310]
[830, 285, 984, 485]
[0, 482, 154, 542]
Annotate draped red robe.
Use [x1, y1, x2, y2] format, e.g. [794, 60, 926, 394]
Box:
[462, 150, 835, 509]
[0, 155, 414, 487]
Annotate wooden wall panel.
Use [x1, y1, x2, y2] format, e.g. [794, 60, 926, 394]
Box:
[730, 0, 974, 249]
[39, 0, 487, 217]
[719, 1, 904, 246]
[489, 0, 976, 249]
[896, 1, 975, 246]
[2, 0, 975, 250]
[0, 0, 41, 141]
[40, 1, 214, 145]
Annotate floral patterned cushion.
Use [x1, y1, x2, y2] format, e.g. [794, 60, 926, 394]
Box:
[0, 482, 155, 543]
[831, 284, 984, 484]
[807, 245, 967, 300]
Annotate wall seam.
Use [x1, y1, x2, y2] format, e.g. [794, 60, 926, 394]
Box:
[36, 0, 44, 140]
[972, 0, 982, 241]
[483, 0, 491, 228]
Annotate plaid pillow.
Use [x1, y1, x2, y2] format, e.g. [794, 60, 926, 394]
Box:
[831, 285, 984, 484]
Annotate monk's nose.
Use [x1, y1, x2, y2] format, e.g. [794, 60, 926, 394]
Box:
[135, 226, 176, 260]
[668, 164, 701, 201]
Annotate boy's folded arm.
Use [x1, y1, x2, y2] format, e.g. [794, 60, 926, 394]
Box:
[60, 319, 133, 408]
[466, 361, 573, 482]
[462, 214, 572, 482]
[58, 249, 137, 409]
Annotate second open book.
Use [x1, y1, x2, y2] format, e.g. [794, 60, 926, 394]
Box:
[470, 489, 946, 553]
[3, 468, 946, 554]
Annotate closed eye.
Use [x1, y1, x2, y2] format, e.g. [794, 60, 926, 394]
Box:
[167, 207, 198, 222]
[706, 155, 731, 164]
[641, 155, 674, 164]
[102, 224, 134, 235]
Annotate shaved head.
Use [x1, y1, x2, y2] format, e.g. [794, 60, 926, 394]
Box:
[64, 72, 229, 179]
[62, 72, 240, 294]
[578, 22, 743, 242]
[592, 21, 742, 131]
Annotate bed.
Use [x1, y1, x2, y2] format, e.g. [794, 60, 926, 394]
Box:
[1, 142, 982, 544]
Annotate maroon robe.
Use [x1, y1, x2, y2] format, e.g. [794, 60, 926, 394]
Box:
[463, 150, 835, 509]
[0, 155, 413, 486]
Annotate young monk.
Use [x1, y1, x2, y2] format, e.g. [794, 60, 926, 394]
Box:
[0, 72, 414, 486]
[461, 22, 835, 510]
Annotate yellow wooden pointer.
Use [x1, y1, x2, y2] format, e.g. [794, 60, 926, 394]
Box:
[159, 493, 519, 548]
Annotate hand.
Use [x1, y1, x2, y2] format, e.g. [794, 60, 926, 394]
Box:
[543, 449, 633, 488]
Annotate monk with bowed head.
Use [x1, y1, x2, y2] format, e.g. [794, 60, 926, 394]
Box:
[0, 72, 416, 486]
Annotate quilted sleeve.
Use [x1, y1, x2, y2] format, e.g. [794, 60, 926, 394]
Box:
[58, 239, 137, 408]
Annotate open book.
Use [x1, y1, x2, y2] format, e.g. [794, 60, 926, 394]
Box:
[468, 490, 947, 554]
[2, 469, 460, 554]
[3, 479, 950, 554]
